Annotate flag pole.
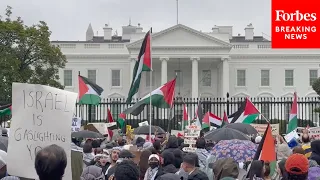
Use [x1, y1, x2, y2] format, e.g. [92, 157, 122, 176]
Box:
[260, 113, 270, 123]
[149, 28, 153, 140]
[176, 0, 179, 25]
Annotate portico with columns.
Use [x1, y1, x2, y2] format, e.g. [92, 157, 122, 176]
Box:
[127, 24, 232, 99]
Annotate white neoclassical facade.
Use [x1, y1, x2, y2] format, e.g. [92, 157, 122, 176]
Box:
[52, 23, 320, 99]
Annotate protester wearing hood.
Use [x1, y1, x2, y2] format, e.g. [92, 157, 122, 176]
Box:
[162, 136, 182, 155]
[181, 153, 208, 180]
[136, 137, 146, 149]
[310, 140, 320, 165]
[157, 173, 183, 180]
[277, 144, 292, 161]
[114, 160, 139, 180]
[144, 154, 164, 180]
[285, 153, 309, 180]
[83, 143, 95, 167]
[212, 158, 239, 180]
[203, 155, 216, 180]
[139, 150, 152, 180]
[301, 133, 312, 158]
[105, 147, 121, 178]
[195, 138, 210, 168]
[278, 159, 288, 180]
[246, 160, 264, 180]
[94, 154, 109, 174]
[162, 151, 178, 173]
[153, 140, 162, 154]
[106, 149, 135, 180]
[80, 166, 105, 180]
[143, 142, 154, 150]
[173, 149, 183, 169]
[308, 166, 320, 180]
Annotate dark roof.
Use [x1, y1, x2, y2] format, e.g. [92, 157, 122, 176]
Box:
[230, 36, 270, 42]
[51, 35, 130, 43]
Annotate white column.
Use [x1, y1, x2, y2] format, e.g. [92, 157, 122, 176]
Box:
[159, 57, 169, 84]
[221, 57, 230, 98]
[129, 58, 136, 81]
[191, 57, 200, 98]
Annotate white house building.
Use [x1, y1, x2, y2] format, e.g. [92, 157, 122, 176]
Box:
[51, 23, 320, 121]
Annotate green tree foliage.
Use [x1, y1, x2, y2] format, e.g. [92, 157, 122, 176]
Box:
[312, 77, 320, 113]
[0, 6, 66, 101]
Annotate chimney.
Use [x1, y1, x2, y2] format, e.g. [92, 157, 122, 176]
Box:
[86, 23, 94, 41]
[244, 23, 254, 40]
[136, 23, 143, 33]
[103, 24, 112, 40]
[212, 25, 219, 33]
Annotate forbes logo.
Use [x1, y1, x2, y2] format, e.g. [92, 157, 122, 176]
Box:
[275, 10, 317, 21]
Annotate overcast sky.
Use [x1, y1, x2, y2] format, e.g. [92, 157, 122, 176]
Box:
[0, 0, 271, 41]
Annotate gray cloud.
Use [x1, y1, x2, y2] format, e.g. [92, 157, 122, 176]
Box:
[0, 0, 271, 40]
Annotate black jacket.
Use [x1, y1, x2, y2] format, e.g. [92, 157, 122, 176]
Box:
[187, 168, 209, 180]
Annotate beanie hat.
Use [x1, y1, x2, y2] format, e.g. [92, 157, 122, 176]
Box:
[285, 153, 309, 175]
[255, 136, 262, 144]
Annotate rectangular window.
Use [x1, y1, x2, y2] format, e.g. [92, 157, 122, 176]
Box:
[88, 70, 97, 83]
[202, 70, 211, 86]
[63, 70, 72, 86]
[237, 70, 246, 86]
[111, 70, 121, 87]
[175, 70, 183, 87]
[309, 70, 318, 86]
[261, 70, 270, 86]
[146, 71, 155, 87]
[285, 70, 294, 86]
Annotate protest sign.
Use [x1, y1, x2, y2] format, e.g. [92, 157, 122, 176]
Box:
[71, 117, 81, 132]
[171, 130, 184, 137]
[139, 121, 149, 127]
[183, 125, 200, 152]
[250, 123, 279, 135]
[7, 83, 77, 179]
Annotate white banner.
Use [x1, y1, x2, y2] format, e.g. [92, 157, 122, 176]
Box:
[71, 117, 81, 132]
[7, 83, 77, 179]
[139, 121, 149, 127]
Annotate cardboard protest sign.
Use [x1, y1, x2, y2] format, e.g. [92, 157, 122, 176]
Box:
[250, 123, 279, 135]
[7, 83, 77, 179]
[71, 117, 81, 132]
[171, 130, 184, 137]
[183, 125, 200, 152]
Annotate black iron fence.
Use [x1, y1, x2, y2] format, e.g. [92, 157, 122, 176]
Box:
[1, 96, 320, 134]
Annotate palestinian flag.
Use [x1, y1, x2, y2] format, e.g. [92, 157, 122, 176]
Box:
[287, 92, 298, 133]
[78, 75, 104, 105]
[182, 104, 189, 130]
[117, 113, 126, 129]
[124, 78, 176, 116]
[202, 112, 222, 129]
[194, 100, 204, 127]
[230, 97, 259, 124]
[248, 123, 276, 177]
[107, 108, 114, 123]
[126, 30, 152, 103]
[221, 111, 229, 127]
[0, 104, 11, 117]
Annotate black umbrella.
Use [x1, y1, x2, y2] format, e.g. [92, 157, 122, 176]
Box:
[71, 130, 104, 139]
[224, 123, 258, 136]
[0, 136, 8, 152]
[133, 126, 165, 135]
[204, 128, 250, 142]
